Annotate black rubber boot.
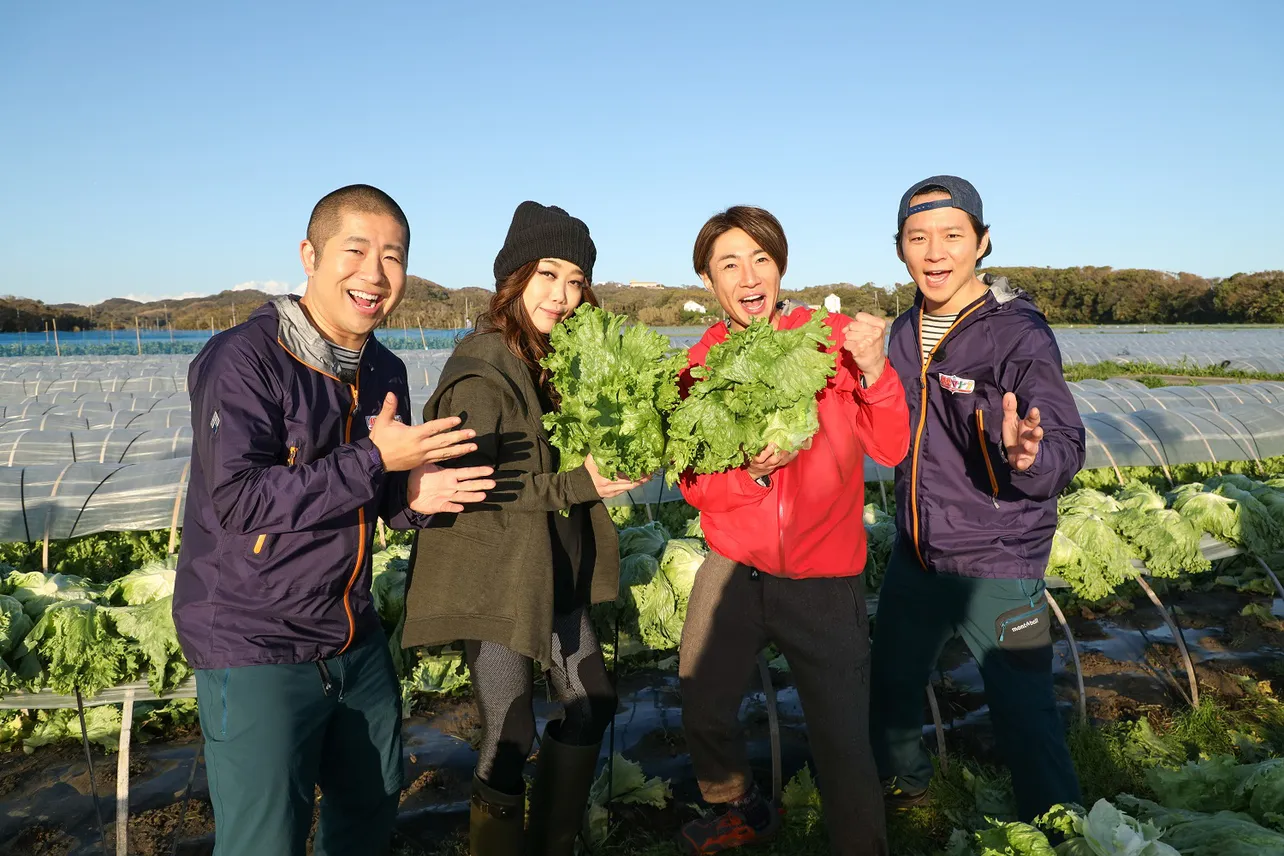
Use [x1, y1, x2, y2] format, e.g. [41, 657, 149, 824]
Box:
[526, 723, 602, 856]
[470, 773, 525, 856]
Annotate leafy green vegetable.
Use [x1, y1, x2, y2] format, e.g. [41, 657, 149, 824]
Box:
[1076, 798, 1177, 855]
[619, 553, 660, 587]
[104, 561, 175, 605]
[586, 754, 672, 844]
[23, 706, 122, 754]
[17, 599, 137, 697]
[0, 710, 29, 752]
[3, 570, 101, 619]
[0, 530, 172, 584]
[972, 819, 1057, 855]
[0, 593, 33, 657]
[1213, 484, 1284, 553]
[600, 542, 695, 656]
[1252, 488, 1284, 530]
[1058, 489, 1121, 517]
[401, 650, 470, 702]
[781, 765, 825, 837]
[864, 503, 896, 593]
[658, 538, 704, 600]
[617, 522, 670, 559]
[666, 312, 836, 481]
[105, 597, 189, 695]
[371, 546, 410, 675]
[133, 699, 200, 743]
[370, 547, 409, 633]
[1172, 485, 1281, 556]
[1146, 755, 1284, 831]
[1053, 513, 1138, 600]
[1119, 796, 1284, 855]
[542, 304, 685, 480]
[1113, 481, 1167, 513]
[629, 567, 681, 651]
[1110, 508, 1209, 579]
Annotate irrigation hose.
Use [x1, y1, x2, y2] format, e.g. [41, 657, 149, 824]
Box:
[75, 686, 111, 855]
[169, 741, 204, 856]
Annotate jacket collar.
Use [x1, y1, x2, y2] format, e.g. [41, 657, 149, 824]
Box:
[913, 273, 1021, 313]
[272, 295, 369, 382]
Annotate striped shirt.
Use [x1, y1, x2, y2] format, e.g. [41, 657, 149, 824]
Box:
[920, 312, 959, 366]
[332, 344, 362, 384]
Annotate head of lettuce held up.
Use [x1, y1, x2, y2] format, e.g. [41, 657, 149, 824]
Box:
[541, 304, 686, 481]
[665, 311, 837, 482]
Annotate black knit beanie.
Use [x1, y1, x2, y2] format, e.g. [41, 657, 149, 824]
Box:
[493, 201, 597, 283]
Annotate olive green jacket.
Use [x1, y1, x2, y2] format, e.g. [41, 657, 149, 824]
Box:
[403, 331, 620, 667]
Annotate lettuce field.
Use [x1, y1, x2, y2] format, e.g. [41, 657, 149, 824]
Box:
[3, 329, 1284, 854]
[2, 463, 1284, 853]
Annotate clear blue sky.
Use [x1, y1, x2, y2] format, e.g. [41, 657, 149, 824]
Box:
[2, 0, 1281, 304]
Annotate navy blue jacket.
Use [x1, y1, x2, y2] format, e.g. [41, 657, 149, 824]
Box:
[173, 297, 424, 669]
[887, 277, 1086, 579]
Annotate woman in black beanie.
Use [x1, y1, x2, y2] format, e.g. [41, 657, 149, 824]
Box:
[403, 202, 645, 855]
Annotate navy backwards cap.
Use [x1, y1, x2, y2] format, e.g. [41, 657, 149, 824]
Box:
[897, 175, 992, 258]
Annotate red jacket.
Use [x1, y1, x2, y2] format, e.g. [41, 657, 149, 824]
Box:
[678, 308, 910, 579]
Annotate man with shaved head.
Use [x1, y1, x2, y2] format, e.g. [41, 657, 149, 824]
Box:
[173, 184, 495, 855]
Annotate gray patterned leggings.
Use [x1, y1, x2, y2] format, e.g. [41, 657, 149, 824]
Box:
[463, 607, 617, 795]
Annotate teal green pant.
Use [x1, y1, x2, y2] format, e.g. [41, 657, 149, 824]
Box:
[869, 542, 1081, 821]
[194, 632, 403, 856]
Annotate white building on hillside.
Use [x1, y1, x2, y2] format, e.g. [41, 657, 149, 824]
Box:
[824, 293, 842, 314]
[629, 280, 663, 289]
[683, 300, 706, 313]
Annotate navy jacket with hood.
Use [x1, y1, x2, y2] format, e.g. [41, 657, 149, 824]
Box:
[173, 296, 426, 670]
[887, 276, 1086, 579]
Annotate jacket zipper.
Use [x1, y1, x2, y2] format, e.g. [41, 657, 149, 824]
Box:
[975, 409, 1001, 508]
[776, 471, 786, 572]
[253, 533, 268, 555]
[909, 302, 987, 568]
[336, 379, 364, 655]
[276, 339, 367, 656]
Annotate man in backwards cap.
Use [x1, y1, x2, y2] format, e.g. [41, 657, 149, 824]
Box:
[871, 176, 1085, 822]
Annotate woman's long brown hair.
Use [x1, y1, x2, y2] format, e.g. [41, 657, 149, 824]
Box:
[470, 260, 599, 394]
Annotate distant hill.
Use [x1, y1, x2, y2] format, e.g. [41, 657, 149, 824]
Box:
[4, 267, 1282, 331]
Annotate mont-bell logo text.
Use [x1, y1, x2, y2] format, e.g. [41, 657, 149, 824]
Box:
[1010, 618, 1040, 634]
[939, 374, 976, 394]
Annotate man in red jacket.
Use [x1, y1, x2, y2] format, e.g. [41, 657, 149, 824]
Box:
[676, 206, 909, 856]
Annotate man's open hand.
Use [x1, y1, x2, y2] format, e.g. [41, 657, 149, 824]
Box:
[407, 462, 496, 514]
[369, 393, 478, 472]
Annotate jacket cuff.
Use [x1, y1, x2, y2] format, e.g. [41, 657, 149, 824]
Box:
[353, 437, 385, 479]
[855, 359, 900, 402]
[1009, 443, 1045, 476]
[736, 467, 772, 495]
[568, 464, 601, 506]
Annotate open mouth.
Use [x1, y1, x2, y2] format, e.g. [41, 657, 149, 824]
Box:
[924, 270, 951, 287]
[348, 289, 386, 315]
[739, 293, 768, 316]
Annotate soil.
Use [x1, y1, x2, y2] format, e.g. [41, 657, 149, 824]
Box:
[5, 825, 74, 856]
[0, 743, 150, 801]
[4, 587, 1283, 853]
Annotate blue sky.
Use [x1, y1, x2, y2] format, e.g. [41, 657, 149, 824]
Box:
[2, 1, 1281, 304]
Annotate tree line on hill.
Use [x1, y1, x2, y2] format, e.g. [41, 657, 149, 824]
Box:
[4, 268, 1282, 333]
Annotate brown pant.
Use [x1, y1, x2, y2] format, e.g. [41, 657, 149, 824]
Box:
[679, 553, 887, 856]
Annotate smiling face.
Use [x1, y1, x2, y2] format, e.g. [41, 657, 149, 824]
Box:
[299, 210, 408, 349]
[898, 191, 991, 315]
[700, 227, 783, 330]
[521, 258, 586, 334]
